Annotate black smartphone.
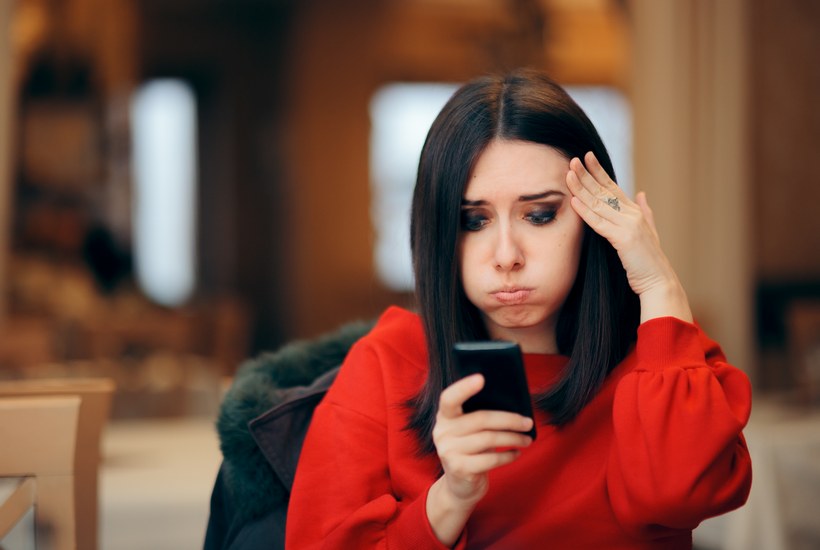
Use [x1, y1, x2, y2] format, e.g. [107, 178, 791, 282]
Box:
[452, 341, 536, 439]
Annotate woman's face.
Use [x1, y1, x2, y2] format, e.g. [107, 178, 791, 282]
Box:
[458, 139, 585, 353]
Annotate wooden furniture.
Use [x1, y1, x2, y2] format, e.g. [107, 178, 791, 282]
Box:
[0, 378, 115, 550]
[0, 395, 80, 549]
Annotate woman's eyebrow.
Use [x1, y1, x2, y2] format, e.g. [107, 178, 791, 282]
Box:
[518, 190, 565, 201]
[461, 190, 565, 206]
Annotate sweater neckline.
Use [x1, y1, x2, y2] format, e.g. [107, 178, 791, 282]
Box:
[522, 353, 569, 392]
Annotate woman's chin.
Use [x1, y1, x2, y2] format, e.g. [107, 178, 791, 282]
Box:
[483, 308, 552, 334]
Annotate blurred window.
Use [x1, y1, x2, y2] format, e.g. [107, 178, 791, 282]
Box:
[369, 83, 459, 291]
[565, 86, 633, 197]
[130, 79, 198, 306]
[368, 83, 631, 292]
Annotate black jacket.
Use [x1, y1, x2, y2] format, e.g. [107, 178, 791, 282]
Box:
[204, 321, 372, 550]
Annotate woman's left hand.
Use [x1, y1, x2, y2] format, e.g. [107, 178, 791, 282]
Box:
[566, 151, 693, 323]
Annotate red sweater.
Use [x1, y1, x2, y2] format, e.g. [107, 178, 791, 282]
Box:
[286, 307, 752, 549]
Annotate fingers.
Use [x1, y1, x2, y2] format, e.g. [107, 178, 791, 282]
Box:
[566, 171, 614, 234]
[438, 377, 534, 437]
[571, 152, 623, 200]
[566, 154, 629, 229]
[439, 374, 484, 419]
[435, 379, 534, 475]
[434, 382, 535, 506]
[441, 449, 523, 481]
[453, 429, 533, 455]
[565, 166, 600, 205]
[434, 409, 533, 484]
[455, 409, 534, 435]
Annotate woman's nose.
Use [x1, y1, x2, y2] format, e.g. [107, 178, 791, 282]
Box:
[494, 226, 524, 271]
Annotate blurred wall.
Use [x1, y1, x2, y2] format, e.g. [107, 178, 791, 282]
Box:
[751, 0, 820, 280]
[281, 1, 394, 341]
[749, 0, 820, 390]
[631, 0, 820, 385]
[2, 0, 818, 386]
[0, 0, 15, 323]
[630, 0, 753, 375]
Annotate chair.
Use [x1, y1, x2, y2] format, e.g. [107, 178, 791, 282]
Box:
[0, 378, 115, 550]
[0, 395, 80, 549]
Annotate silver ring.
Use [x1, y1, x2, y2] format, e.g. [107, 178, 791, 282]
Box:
[606, 197, 621, 211]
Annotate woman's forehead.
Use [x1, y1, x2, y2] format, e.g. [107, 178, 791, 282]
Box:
[464, 140, 570, 199]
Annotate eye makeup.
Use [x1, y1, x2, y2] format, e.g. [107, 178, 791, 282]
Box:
[524, 207, 557, 225]
[460, 209, 489, 231]
[460, 202, 562, 231]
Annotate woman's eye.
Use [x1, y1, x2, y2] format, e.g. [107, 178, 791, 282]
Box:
[460, 212, 489, 231]
[526, 209, 556, 225]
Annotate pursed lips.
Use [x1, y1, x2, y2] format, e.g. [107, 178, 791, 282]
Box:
[491, 287, 533, 305]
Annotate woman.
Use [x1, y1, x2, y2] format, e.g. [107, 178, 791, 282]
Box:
[286, 69, 752, 549]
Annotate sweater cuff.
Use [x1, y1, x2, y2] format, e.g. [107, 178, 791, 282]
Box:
[635, 316, 706, 371]
[390, 486, 466, 550]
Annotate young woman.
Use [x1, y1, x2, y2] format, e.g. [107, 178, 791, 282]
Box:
[285, 69, 752, 549]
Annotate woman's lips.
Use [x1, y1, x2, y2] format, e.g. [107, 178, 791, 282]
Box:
[491, 288, 532, 305]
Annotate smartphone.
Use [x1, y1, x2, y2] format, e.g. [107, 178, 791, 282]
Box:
[452, 341, 536, 439]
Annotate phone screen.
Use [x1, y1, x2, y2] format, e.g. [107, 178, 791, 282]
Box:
[452, 341, 536, 439]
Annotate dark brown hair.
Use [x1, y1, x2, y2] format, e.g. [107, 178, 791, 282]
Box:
[407, 69, 640, 453]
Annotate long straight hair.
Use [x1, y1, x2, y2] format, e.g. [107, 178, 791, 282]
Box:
[407, 69, 640, 454]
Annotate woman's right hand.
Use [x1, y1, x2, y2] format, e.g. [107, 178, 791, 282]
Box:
[426, 374, 533, 545]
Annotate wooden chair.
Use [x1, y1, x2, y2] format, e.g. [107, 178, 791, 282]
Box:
[0, 378, 115, 550]
[0, 395, 80, 549]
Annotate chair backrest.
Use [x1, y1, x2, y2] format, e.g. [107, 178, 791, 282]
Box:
[0, 395, 80, 549]
[0, 378, 115, 550]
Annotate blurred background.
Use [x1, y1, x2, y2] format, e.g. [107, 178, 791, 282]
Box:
[0, 0, 818, 549]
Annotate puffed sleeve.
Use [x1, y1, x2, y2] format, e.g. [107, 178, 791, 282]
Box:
[285, 341, 460, 550]
[607, 317, 753, 535]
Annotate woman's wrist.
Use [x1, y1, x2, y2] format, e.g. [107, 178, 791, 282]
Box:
[638, 278, 693, 324]
[426, 476, 477, 547]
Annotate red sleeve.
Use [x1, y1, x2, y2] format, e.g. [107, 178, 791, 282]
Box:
[607, 317, 753, 535]
[285, 341, 461, 550]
